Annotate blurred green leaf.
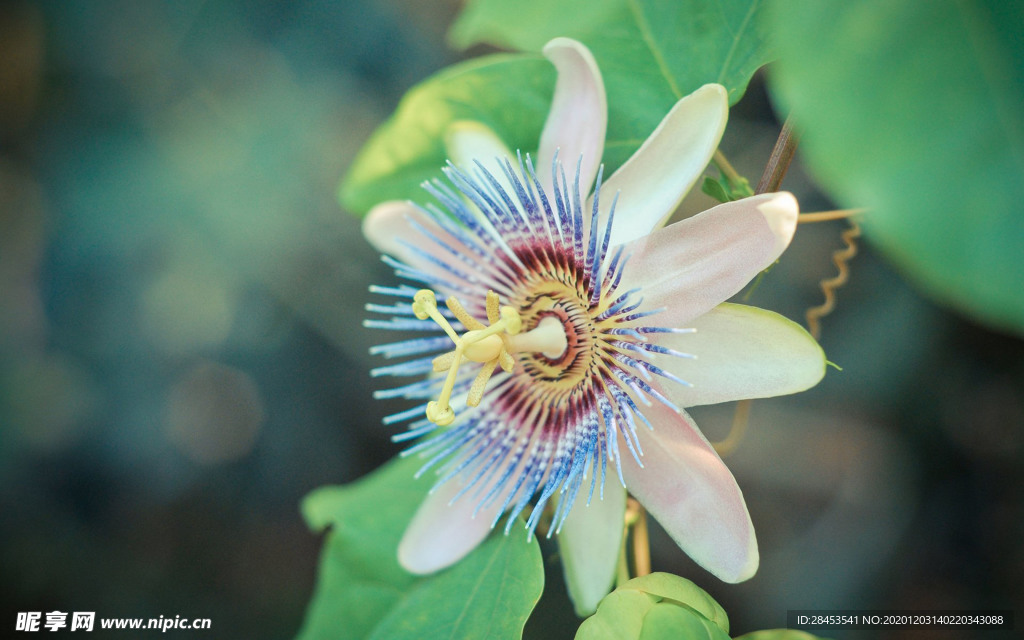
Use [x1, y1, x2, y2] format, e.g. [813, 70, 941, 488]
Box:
[766, 0, 1024, 335]
[340, 54, 554, 215]
[734, 631, 831, 640]
[296, 455, 543, 640]
[576, 573, 729, 640]
[452, 0, 773, 169]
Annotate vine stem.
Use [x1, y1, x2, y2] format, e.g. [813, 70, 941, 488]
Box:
[799, 208, 866, 223]
[755, 115, 800, 194]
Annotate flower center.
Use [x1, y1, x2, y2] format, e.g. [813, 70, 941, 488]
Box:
[514, 281, 596, 389]
[413, 288, 567, 426]
[368, 154, 700, 537]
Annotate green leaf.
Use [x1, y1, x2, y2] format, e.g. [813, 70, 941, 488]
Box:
[296, 455, 544, 640]
[702, 167, 755, 203]
[575, 573, 729, 640]
[296, 456, 425, 640]
[734, 631, 831, 640]
[702, 176, 733, 203]
[766, 0, 1024, 335]
[368, 532, 542, 640]
[340, 54, 554, 215]
[451, 0, 774, 169]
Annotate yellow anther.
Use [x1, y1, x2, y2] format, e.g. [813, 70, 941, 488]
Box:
[413, 289, 522, 425]
[500, 306, 521, 335]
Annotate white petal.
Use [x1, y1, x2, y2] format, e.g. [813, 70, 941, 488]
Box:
[536, 37, 607, 195]
[596, 84, 728, 247]
[397, 478, 500, 574]
[649, 303, 826, 408]
[557, 484, 626, 616]
[618, 192, 800, 327]
[622, 403, 758, 583]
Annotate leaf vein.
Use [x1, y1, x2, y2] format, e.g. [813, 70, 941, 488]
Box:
[717, 0, 761, 85]
[627, 0, 682, 98]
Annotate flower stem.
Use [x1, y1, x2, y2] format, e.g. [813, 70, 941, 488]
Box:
[755, 115, 800, 194]
[712, 150, 745, 187]
[632, 502, 651, 576]
[713, 398, 752, 457]
[616, 526, 631, 586]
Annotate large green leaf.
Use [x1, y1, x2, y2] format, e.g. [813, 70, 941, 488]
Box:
[295, 455, 543, 640]
[575, 573, 730, 640]
[340, 54, 554, 215]
[451, 0, 773, 169]
[766, 0, 1024, 335]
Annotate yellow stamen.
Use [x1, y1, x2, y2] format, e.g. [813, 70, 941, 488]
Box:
[414, 289, 524, 426]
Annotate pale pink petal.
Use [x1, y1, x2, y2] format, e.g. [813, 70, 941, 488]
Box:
[648, 303, 826, 408]
[536, 38, 607, 195]
[618, 192, 799, 327]
[622, 403, 758, 583]
[594, 84, 728, 247]
[397, 477, 502, 574]
[557, 484, 626, 616]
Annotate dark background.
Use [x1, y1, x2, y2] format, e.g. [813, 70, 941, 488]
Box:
[1, 1, 1020, 638]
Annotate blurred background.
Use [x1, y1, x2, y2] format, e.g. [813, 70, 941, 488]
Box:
[1, 1, 1020, 639]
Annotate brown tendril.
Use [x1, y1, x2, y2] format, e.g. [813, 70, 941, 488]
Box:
[806, 220, 862, 341]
